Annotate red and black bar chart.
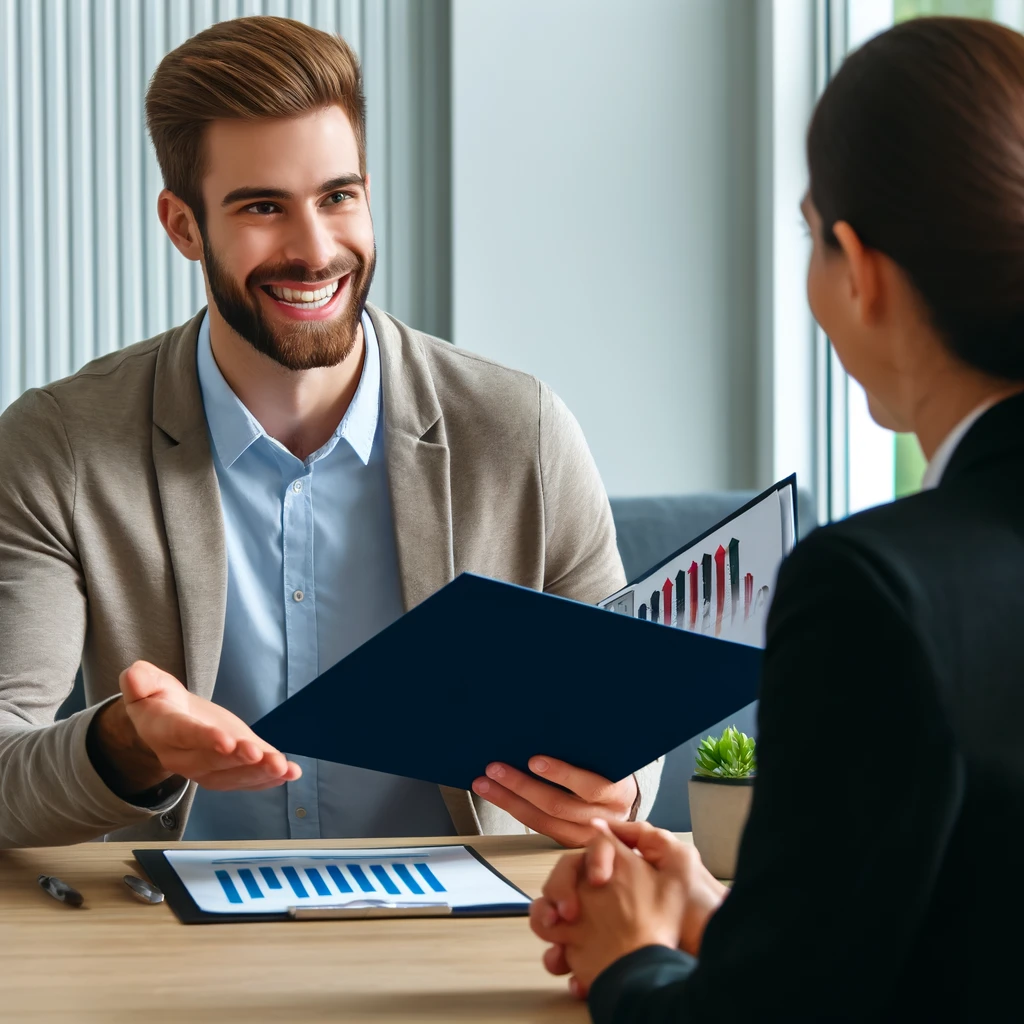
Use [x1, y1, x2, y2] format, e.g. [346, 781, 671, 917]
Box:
[599, 484, 790, 648]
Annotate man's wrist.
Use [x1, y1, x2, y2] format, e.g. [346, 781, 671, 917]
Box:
[86, 697, 172, 801]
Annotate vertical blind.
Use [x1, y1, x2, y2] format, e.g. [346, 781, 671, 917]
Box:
[0, 0, 450, 414]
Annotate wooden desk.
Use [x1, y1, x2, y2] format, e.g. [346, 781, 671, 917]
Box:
[0, 834, 604, 1023]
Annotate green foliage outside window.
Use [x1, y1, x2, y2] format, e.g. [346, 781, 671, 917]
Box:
[895, 0, 996, 19]
[895, 433, 927, 496]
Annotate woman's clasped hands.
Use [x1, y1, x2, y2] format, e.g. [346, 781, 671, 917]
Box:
[529, 818, 730, 998]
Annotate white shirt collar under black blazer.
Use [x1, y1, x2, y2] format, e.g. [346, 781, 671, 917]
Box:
[920, 397, 1002, 490]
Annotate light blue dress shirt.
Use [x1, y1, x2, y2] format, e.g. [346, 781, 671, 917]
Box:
[184, 310, 456, 840]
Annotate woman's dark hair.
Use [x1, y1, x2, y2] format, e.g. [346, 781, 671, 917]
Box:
[808, 17, 1024, 380]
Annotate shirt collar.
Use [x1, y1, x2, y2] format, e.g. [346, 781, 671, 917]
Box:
[920, 397, 1001, 490]
[196, 309, 381, 469]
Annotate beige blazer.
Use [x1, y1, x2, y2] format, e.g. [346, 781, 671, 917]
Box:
[0, 305, 662, 848]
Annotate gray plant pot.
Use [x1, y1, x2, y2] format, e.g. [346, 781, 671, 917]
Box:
[687, 774, 754, 880]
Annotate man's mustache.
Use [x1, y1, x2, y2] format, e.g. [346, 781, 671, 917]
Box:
[247, 259, 360, 290]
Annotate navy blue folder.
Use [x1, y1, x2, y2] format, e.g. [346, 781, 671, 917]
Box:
[252, 572, 762, 790]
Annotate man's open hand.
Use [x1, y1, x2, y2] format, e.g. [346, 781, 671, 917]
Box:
[90, 660, 301, 798]
[471, 756, 637, 846]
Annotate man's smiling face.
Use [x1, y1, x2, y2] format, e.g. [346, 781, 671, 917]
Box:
[198, 105, 376, 371]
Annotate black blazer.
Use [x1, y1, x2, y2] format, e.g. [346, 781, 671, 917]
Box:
[589, 394, 1024, 1023]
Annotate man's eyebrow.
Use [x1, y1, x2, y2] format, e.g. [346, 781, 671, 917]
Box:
[317, 174, 365, 194]
[221, 174, 365, 207]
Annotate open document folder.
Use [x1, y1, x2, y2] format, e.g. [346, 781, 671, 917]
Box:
[252, 476, 797, 791]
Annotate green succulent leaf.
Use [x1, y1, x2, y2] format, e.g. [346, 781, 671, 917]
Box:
[692, 724, 756, 778]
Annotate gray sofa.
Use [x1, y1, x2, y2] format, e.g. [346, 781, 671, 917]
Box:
[609, 489, 817, 831]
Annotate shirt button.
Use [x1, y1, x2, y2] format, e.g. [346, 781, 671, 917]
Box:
[295, 807, 307, 819]
[293, 590, 304, 602]
[292, 480, 303, 493]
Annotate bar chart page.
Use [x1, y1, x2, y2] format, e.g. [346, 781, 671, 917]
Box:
[163, 845, 529, 915]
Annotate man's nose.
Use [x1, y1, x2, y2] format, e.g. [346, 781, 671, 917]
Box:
[284, 209, 337, 274]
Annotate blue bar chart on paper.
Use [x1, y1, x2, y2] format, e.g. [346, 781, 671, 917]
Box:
[163, 846, 527, 915]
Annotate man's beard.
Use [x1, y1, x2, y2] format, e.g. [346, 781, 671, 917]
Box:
[203, 237, 376, 372]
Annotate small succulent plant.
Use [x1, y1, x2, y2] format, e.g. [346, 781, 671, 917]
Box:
[694, 725, 756, 779]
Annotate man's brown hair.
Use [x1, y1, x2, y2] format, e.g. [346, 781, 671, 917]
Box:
[145, 15, 366, 225]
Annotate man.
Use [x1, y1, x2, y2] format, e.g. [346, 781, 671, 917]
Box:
[0, 16, 661, 848]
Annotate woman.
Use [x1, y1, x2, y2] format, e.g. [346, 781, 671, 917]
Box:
[530, 17, 1024, 1023]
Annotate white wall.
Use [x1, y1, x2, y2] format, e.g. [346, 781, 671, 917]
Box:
[451, 0, 758, 497]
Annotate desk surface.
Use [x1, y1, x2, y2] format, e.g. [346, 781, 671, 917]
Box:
[1, 833, 685, 1023]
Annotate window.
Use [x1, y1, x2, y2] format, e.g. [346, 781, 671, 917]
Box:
[825, 0, 1024, 517]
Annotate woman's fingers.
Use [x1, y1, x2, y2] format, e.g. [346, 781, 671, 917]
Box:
[543, 943, 572, 977]
[541, 852, 587, 920]
[598, 818, 681, 868]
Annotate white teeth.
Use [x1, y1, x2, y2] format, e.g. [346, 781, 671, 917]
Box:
[268, 279, 341, 304]
[275, 292, 333, 310]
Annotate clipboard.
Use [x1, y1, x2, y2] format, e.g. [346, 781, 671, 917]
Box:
[133, 846, 533, 925]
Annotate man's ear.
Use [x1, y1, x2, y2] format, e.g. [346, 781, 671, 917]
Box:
[833, 220, 883, 328]
[158, 189, 203, 261]
[364, 172, 371, 208]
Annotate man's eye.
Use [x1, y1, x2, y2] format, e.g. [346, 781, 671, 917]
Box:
[325, 192, 351, 206]
[246, 202, 279, 215]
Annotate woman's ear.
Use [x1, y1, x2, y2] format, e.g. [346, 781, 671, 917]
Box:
[833, 220, 883, 328]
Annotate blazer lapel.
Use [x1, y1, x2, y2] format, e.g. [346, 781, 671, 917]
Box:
[151, 310, 227, 701]
[369, 304, 455, 612]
